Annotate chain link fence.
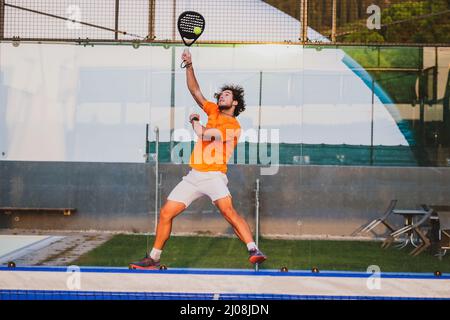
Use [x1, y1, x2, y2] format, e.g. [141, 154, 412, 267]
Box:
[0, 0, 449, 45]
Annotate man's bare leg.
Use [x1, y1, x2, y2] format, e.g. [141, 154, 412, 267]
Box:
[214, 196, 254, 243]
[153, 200, 187, 250]
[129, 200, 185, 269]
[214, 196, 266, 264]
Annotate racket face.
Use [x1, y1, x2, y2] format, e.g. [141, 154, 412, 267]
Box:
[177, 11, 205, 46]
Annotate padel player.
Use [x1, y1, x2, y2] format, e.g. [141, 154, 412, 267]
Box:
[130, 50, 267, 269]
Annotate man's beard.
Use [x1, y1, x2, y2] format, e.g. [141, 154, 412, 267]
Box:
[219, 104, 232, 111]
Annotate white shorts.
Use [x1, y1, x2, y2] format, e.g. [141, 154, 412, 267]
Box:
[167, 169, 231, 207]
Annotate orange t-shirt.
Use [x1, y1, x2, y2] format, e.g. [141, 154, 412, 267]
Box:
[189, 101, 241, 173]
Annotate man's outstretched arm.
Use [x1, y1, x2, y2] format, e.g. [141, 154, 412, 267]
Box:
[182, 49, 207, 109]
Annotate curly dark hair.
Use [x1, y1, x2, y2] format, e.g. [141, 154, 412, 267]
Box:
[214, 84, 246, 117]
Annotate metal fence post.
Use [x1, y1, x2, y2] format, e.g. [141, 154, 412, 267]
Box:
[331, 0, 337, 43]
[148, 0, 155, 41]
[300, 0, 308, 44]
[154, 126, 160, 235]
[0, 0, 5, 40]
[255, 179, 260, 272]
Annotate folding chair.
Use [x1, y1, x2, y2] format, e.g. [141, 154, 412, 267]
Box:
[357, 199, 397, 235]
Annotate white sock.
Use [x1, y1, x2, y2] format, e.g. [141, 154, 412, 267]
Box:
[149, 248, 162, 261]
[246, 242, 258, 251]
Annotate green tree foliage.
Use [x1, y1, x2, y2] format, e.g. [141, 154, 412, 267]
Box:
[264, 0, 450, 43]
[341, 0, 450, 43]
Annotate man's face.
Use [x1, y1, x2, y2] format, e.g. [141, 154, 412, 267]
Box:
[218, 90, 236, 110]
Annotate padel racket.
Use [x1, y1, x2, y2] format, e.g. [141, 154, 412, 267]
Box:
[178, 11, 205, 68]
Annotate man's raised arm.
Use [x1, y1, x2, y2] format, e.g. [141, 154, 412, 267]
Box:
[182, 49, 206, 109]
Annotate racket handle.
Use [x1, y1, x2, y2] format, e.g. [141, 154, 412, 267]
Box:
[181, 48, 191, 69]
